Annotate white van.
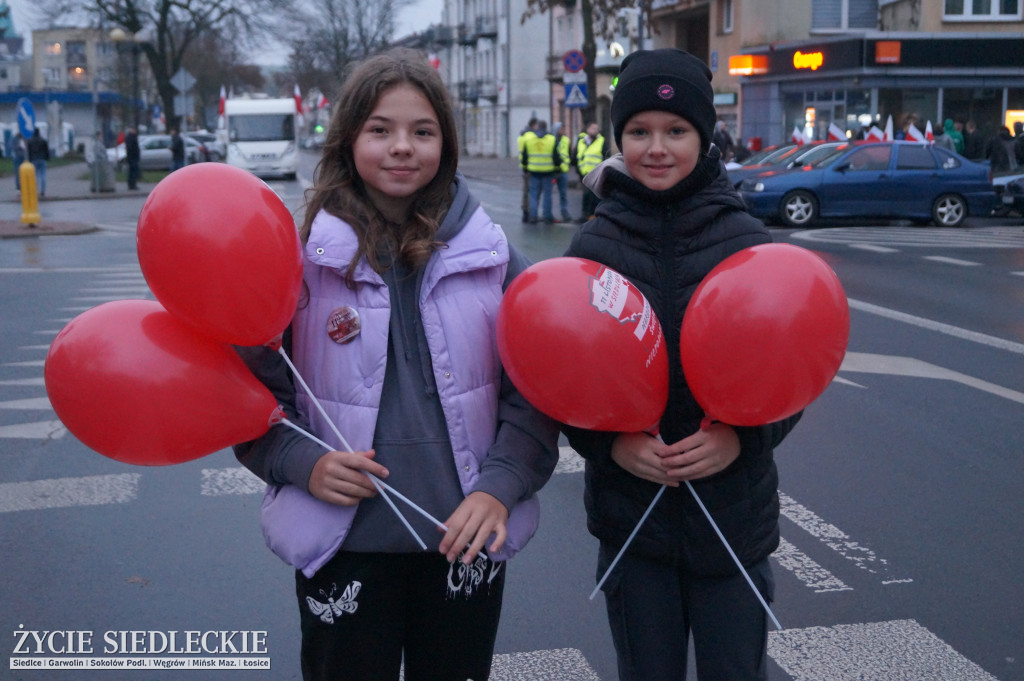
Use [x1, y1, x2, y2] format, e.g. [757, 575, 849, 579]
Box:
[224, 97, 298, 179]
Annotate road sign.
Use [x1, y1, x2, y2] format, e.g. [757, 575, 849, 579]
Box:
[563, 50, 585, 73]
[16, 98, 35, 138]
[565, 83, 588, 108]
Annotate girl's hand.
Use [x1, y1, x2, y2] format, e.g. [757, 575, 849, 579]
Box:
[610, 432, 679, 487]
[308, 449, 388, 507]
[657, 423, 741, 481]
[439, 491, 509, 564]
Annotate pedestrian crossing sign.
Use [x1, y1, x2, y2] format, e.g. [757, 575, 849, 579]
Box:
[565, 83, 588, 108]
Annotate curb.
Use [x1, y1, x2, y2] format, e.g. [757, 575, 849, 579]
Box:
[0, 220, 100, 239]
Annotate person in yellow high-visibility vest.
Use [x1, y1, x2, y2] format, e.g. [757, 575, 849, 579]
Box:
[520, 120, 557, 223]
[516, 118, 538, 221]
[575, 120, 609, 220]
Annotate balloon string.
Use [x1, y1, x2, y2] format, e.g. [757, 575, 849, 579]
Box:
[279, 418, 428, 550]
[590, 484, 666, 600]
[275, 346, 426, 550]
[683, 479, 782, 631]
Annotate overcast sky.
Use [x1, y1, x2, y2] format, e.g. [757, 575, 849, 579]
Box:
[7, 0, 444, 66]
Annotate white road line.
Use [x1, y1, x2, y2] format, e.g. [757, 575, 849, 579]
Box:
[841, 352, 1024, 405]
[771, 537, 852, 593]
[0, 473, 140, 513]
[768, 619, 999, 680]
[79, 287, 151, 294]
[848, 298, 1024, 355]
[0, 419, 66, 439]
[4, 360, 45, 367]
[923, 255, 982, 266]
[18, 344, 51, 350]
[849, 244, 899, 253]
[779, 491, 910, 583]
[556, 446, 586, 474]
[0, 397, 52, 410]
[0, 377, 46, 386]
[200, 467, 265, 496]
[73, 294, 150, 301]
[489, 648, 600, 681]
[1012, 271, 1024, 277]
[0, 266, 141, 274]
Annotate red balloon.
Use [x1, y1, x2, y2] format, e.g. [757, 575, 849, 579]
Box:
[497, 258, 668, 431]
[680, 244, 849, 426]
[137, 163, 303, 346]
[44, 300, 283, 465]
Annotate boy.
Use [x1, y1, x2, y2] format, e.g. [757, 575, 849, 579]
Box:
[563, 48, 801, 681]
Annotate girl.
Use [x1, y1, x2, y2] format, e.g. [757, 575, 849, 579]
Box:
[234, 49, 559, 681]
[562, 49, 802, 680]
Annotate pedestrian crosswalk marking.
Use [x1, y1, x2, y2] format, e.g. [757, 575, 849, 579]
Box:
[0, 419, 66, 439]
[201, 467, 265, 496]
[768, 619, 999, 680]
[0, 397, 52, 409]
[923, 255, 982, 266]
[793, 226, 1024, 248]
[4, 360, 44, 367]
[0, 377, 45, 386]
[0, 473, 140, 513]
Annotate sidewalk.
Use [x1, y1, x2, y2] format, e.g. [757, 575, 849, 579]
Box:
[1, 160, 157, 239]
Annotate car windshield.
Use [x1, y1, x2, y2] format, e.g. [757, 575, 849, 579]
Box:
[738, 146, 787, 166]
[800, 144, 850, 167]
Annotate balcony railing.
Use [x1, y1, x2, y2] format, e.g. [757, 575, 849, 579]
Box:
[457, 24, 477, 45]
[477, 79, 499, 99]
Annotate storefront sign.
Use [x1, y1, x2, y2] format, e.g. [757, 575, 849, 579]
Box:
[728, 54, 768, 76]
[793, 51, 824, 71]
[875, 41, 901, 64]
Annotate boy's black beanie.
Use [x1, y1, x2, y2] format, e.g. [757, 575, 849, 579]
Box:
[610, 48, 716, 152]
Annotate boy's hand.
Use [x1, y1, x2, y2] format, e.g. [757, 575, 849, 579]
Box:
[308, 449, 388, 506]
[657, 422, 741, 481]
[610, 432, 679, 487]
[439, 491, 508, 564]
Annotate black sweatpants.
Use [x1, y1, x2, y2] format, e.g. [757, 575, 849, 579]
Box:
[597, 543, 775, 681]
[296, 550, 505, 681]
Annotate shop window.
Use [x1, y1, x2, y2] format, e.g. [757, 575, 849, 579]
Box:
[721, 0, 734, 34]
[944, 0, 1021, 19]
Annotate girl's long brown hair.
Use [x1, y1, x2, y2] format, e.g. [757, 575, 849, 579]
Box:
[301, 48, 459, 283]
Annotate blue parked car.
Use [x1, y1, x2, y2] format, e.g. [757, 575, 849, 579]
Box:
[738, 141, 996, 228]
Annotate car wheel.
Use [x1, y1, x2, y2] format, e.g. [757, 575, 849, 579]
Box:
[780, 190, 817, 227]
[932, 193, 966, 227]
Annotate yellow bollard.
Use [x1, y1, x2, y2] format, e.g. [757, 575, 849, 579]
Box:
[19, 161, 41, 226]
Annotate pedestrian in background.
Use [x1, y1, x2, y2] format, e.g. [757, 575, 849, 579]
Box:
[1013, 121, 1024, 167]
[961, 119, 984, 160]
[26, 128, 49, 197]
[521, 119, 557, 223]
[552, 122, 573, 223]
[944, 118, 964, 154]
[233, 48, 558, 681]
[125, 127, 141, 190]
[986, 125, 1017, 173]
[563, 48, 801, 681]
[516, 118, 538, 222]
[170, 128, 185, 170]
[712, 119, 734, 161]
[575, 120, 608, 221]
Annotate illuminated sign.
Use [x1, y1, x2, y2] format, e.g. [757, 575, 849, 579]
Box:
[728, 54, 768, 76]
[875, 41, 902, 64]
[793, 51, 824, 71]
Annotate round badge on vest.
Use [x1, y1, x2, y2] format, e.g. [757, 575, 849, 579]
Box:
[327, 306, 361, 344]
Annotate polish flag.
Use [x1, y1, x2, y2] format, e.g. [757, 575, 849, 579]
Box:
[827, 122, 846, 142]
[866, 125, 885, 142]
[294, 84, 303, 114]
[428, 52, 441, 69]
[884, 115, 894, 142]
[906, 122, 926, 143]
[925, 120, 935, 143]
[792, 125, 806, 145]
[315, 92, 327, 110]
[217, 85, 226, 129]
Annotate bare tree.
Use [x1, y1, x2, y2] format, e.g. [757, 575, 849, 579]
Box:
[42, 0, 294, 129]
[522, 0, 652, 122]
[288, 0, 411, 101]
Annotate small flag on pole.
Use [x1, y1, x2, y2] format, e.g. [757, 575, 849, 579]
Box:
[827, 122, 846, 142]
[866, 126, 885, 142]
[217, 85, 226, 129]
[792, 126, 806, 145]
[884, 115, 894, 142]
[906, 122, 926, 143]
[925, 120, 935, 143]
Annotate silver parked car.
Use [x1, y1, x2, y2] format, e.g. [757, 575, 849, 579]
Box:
[107, 134, 205, 171]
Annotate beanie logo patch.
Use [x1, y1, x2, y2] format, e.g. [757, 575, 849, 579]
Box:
[657, 84, 675, 100]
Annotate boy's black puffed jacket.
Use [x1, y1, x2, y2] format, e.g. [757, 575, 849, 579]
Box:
[563, 150, 802, 576]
